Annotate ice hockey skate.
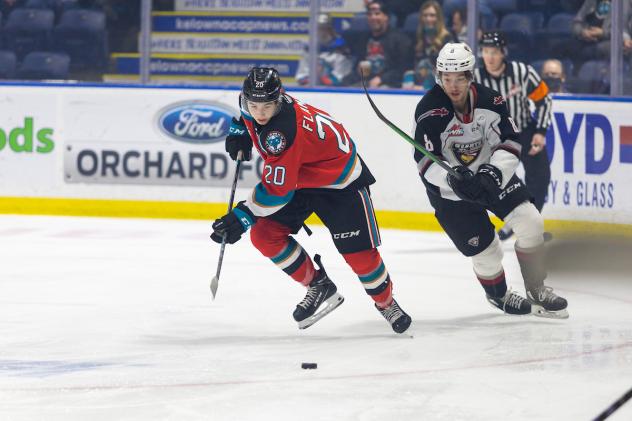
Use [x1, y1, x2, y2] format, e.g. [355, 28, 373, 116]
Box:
[526, 286, 569, 319]
[376, 298, 411, 333]
[486, 288, 532, 315]
[293, 255, 344, 329]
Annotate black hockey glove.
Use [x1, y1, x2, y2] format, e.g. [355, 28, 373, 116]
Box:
[474, 164, 503, 203]
[446, 165, 485, 202]
[225, 117, 252, 161]
[210, 202, 257, 244]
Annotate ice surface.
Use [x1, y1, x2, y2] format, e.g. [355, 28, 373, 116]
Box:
[0, 215, 630, 421]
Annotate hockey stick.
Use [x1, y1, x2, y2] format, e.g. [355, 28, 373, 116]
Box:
[593, 386, 632, 421]
[210, 150, 243, 300]
[360, 72, 462, 180]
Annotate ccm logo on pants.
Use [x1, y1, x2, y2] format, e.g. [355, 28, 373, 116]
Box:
[333, 230, 360, 239]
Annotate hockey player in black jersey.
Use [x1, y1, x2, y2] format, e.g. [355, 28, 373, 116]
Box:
[412, 43, 568, 318]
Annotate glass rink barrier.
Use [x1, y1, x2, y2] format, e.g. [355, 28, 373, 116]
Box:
[0, 0, 628, 97]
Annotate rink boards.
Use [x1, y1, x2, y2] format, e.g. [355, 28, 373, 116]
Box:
[0, 82, 630, 233]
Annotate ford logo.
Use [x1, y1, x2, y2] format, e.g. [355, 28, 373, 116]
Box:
[157, 101, 238, 144]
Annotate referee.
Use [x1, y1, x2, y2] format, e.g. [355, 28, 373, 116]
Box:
[474, 31, 553, 240]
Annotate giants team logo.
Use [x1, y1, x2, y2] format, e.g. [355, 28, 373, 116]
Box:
[264, 131, 287, 155]
[452, 139, 483, 165]
[493, 96, 505, 105]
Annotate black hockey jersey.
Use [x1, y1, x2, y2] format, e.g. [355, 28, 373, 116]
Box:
[413, 82, 522, 201]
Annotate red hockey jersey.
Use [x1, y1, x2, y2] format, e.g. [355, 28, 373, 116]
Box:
[240, 94, 373, 217]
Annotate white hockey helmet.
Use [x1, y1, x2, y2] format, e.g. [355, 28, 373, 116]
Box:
[435, 42, 476, 74]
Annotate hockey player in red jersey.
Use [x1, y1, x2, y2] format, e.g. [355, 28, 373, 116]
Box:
[412, 43, 568, 318]
[211, 67, 411, 333]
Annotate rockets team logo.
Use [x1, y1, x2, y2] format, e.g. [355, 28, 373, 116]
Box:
[264, 131, 287, 155]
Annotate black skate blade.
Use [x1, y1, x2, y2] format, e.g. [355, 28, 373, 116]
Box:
[298, 293, 344, 329]
[531, 305, 569, 319]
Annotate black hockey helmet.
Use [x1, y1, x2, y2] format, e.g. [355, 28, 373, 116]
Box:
[480, 31, 507, 53]
[242, 67, 282, 103]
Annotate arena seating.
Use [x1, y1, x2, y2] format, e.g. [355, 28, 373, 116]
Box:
[17, 51, 70, 79]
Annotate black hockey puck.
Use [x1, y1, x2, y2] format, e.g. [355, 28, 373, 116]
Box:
[301, 362, 317, 369]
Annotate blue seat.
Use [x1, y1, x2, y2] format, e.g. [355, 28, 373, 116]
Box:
[479, 5, 498, 30]
[499, 13, 535, 58]
[500, 12, 535, 34]
[559, 0, 581, 13]
[23, 0, 56, 10]
[485, 0, 518, 15]
[546, 13, 574, 35]
[524, 12, 545, 30]
[403, 12, 419, 35]
[52, 9, 107, 70]
[0, 50, 17, 78]
[17, 51, 70, 79]
[3, 8, 54, 59]
[529, 59, 545, 73]
[523, 0, 550, 9]
[532, 12, 575, 60]
[347, 12, 369, 33]
[54, 0, 80, 15]
[577, 60, 610, 94]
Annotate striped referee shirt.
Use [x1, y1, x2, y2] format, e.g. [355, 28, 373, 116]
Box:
[474, 61, 552, 135]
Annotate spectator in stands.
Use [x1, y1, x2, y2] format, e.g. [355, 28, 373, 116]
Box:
[295, 14, 353, 86]
[447, 7, 484, 46]
[541, 59, 569, 93]
[414, 1, 453, 62]
[348, 0, 412, 88]
[571, 0, 632, 62]
[409, 0, 453, 89]
[450, 6, 468, 43]
[572, 0, 611, 60]
[363, 0, 423, 28]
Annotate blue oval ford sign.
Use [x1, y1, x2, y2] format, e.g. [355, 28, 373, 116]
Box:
[157, 101, 237, 144]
